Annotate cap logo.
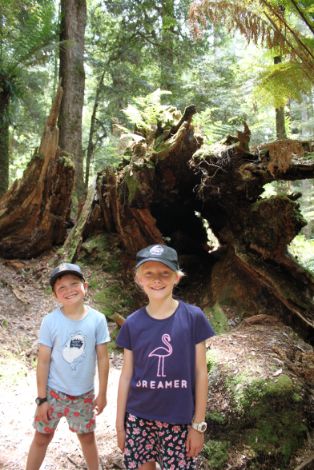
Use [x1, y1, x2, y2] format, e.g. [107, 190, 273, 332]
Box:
[150, 245, 164, 256]
[59, 263, 68, 270]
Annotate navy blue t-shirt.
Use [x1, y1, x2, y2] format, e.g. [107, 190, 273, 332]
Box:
[116, 301, 215, 424]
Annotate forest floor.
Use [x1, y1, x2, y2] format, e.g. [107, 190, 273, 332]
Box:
[0, 253, 313, 470]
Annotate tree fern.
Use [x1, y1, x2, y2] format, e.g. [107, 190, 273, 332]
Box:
[189, 0, 314, 104]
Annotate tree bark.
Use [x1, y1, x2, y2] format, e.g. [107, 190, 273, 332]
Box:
[0, 86, 10, 196]
[160, 0, 175, 94]
[59, 0, 87, 203]
[85, 106, 314, 340]
[0, 86, 75, 259]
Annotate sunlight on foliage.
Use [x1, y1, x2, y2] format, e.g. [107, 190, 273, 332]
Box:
[194, 108, 239, 144]
[122, 89, 174, 130]
[288, 234, 314, 273]
[254, 62, 313, 108]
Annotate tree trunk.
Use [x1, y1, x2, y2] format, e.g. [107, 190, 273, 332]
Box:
[59, 0, 87, 203]
[0, 88, 10, 196]
[84, 105, 314, 341]
[0, 87, 75, 259]
[160, 0, 175, 94]
[85, 70, 106, 189]
[274, 56, 287, 139]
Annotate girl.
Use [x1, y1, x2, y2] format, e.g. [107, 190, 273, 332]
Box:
[116, 244, 215, 469]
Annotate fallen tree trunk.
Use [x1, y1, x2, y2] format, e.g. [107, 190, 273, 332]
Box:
[86, 107, 314, 340]
[0, 87, 75, 259]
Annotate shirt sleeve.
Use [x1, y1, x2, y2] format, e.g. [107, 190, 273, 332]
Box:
[193, 307, 215, 344]
[96, 314, 111, 344]
[116, 321, 132, 349]
[38, 315, 53, 348]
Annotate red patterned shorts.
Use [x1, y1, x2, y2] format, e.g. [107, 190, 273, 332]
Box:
[124, 413, 196, 469]
[33, 387, 95, 434]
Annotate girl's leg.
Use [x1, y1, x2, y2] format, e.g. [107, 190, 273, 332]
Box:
[26, 430, 54, 470]
[139, 463, 157, 470]
[77, 431, 99, 470]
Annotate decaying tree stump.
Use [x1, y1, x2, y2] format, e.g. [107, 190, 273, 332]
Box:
[0, 86, 75, 259]
[85, 105, 314, 340]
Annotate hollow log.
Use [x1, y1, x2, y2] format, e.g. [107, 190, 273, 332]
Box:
[86, 106, 314, 341]
[0, 86, 75, 259]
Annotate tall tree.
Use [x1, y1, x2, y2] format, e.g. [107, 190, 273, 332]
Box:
[0, 0, 55, 195]
[59, 0, 87, 204]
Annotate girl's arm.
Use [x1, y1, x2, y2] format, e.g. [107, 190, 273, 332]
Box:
[94, 343, 110, 415]
[186, 340, 208, 458]
[35, 344, 52, 424]
[116, 348, 133, 452]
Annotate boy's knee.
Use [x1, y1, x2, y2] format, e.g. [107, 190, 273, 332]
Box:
[34, 430, 54, 446]
[77, 431, 95, 445]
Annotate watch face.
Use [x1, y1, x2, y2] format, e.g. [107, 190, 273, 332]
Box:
[200, 422, 207, 432]
[35, 397, 47, 405]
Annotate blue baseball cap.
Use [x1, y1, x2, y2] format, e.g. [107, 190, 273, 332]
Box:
[49, 263, 85, 288]
[135, 244, 179, 272]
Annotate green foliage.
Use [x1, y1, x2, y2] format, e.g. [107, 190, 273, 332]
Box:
[289, 234, 314, 273]
[123, 89, 174, 130]
[204, 304, 230, 334]
[202, 439, 229, 468]
[254, 62, 313, 108]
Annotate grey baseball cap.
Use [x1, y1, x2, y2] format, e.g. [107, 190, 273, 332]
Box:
[135, 244, 179, 271]
[49, 262, 85, 288]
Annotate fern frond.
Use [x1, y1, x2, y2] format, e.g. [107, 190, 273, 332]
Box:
[254, 61, 313, 107]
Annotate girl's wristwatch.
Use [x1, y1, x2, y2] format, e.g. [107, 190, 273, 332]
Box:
[191, 421, 207, 432]
[35, 396, 47, 406]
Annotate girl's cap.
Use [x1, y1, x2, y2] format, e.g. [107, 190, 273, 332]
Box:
[135, 244, 179, 271]
[50, 262, 85, 288]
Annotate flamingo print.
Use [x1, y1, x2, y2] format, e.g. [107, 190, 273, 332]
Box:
[148, 333, 173, 377]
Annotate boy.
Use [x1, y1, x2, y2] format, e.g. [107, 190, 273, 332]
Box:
[26, 262, 110, 470]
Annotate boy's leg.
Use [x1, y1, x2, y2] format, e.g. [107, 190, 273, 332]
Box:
[26, 430, 54, 470]
[77, 431, 99, 470]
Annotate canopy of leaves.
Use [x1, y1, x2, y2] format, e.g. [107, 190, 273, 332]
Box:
[189, 0, 314, 103]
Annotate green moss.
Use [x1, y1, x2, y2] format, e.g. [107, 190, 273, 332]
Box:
[80, 234, 121, 273]
[124, 172, 140, 204]
[202, 440, 229, 469]
[205, 304, 229, 334]
[206, 349, 219, 373]
[207, 411, 226, 425]
[93, 285, 124, 317]
[58, 153, 74, 168]
[226, 375, 306, 464]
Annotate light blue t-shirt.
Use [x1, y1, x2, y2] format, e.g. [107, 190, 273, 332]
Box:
[39, 306, 110, 395]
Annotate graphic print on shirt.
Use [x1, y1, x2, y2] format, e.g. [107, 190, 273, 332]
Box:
[62, 332, 86, 370]
[148, 333, 173, 377]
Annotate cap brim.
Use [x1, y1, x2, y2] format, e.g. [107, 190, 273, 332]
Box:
[50, 270, 85, 287]
[135, 258, 178, 272]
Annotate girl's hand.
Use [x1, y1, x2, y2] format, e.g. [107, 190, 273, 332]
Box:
[35, 402, 51, 424]
[116, 428, 126, 452]
[93, 394, 107, 415]
[186, 427, 205, 458]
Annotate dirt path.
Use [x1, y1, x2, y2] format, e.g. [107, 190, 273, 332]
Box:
[0, 257, 124, 469]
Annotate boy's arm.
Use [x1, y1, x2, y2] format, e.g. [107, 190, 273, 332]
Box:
[94, 343, 110, 415]
[186, 340, 208, 457]
[35, 344, 52, 424]
[116, 348, 133, 451]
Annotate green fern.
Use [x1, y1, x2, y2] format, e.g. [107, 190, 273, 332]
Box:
[254, 61, 313, 107]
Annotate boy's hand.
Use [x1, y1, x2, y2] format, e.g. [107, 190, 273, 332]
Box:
[35, 402, 51, 424]
[116, 428, 126, 452]
[186, 427, 205, 458]
[93, 394, 107, 415]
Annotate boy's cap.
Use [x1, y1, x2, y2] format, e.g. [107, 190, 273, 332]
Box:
[136, 244, 179, 271]
[50, 263, 85, 288]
